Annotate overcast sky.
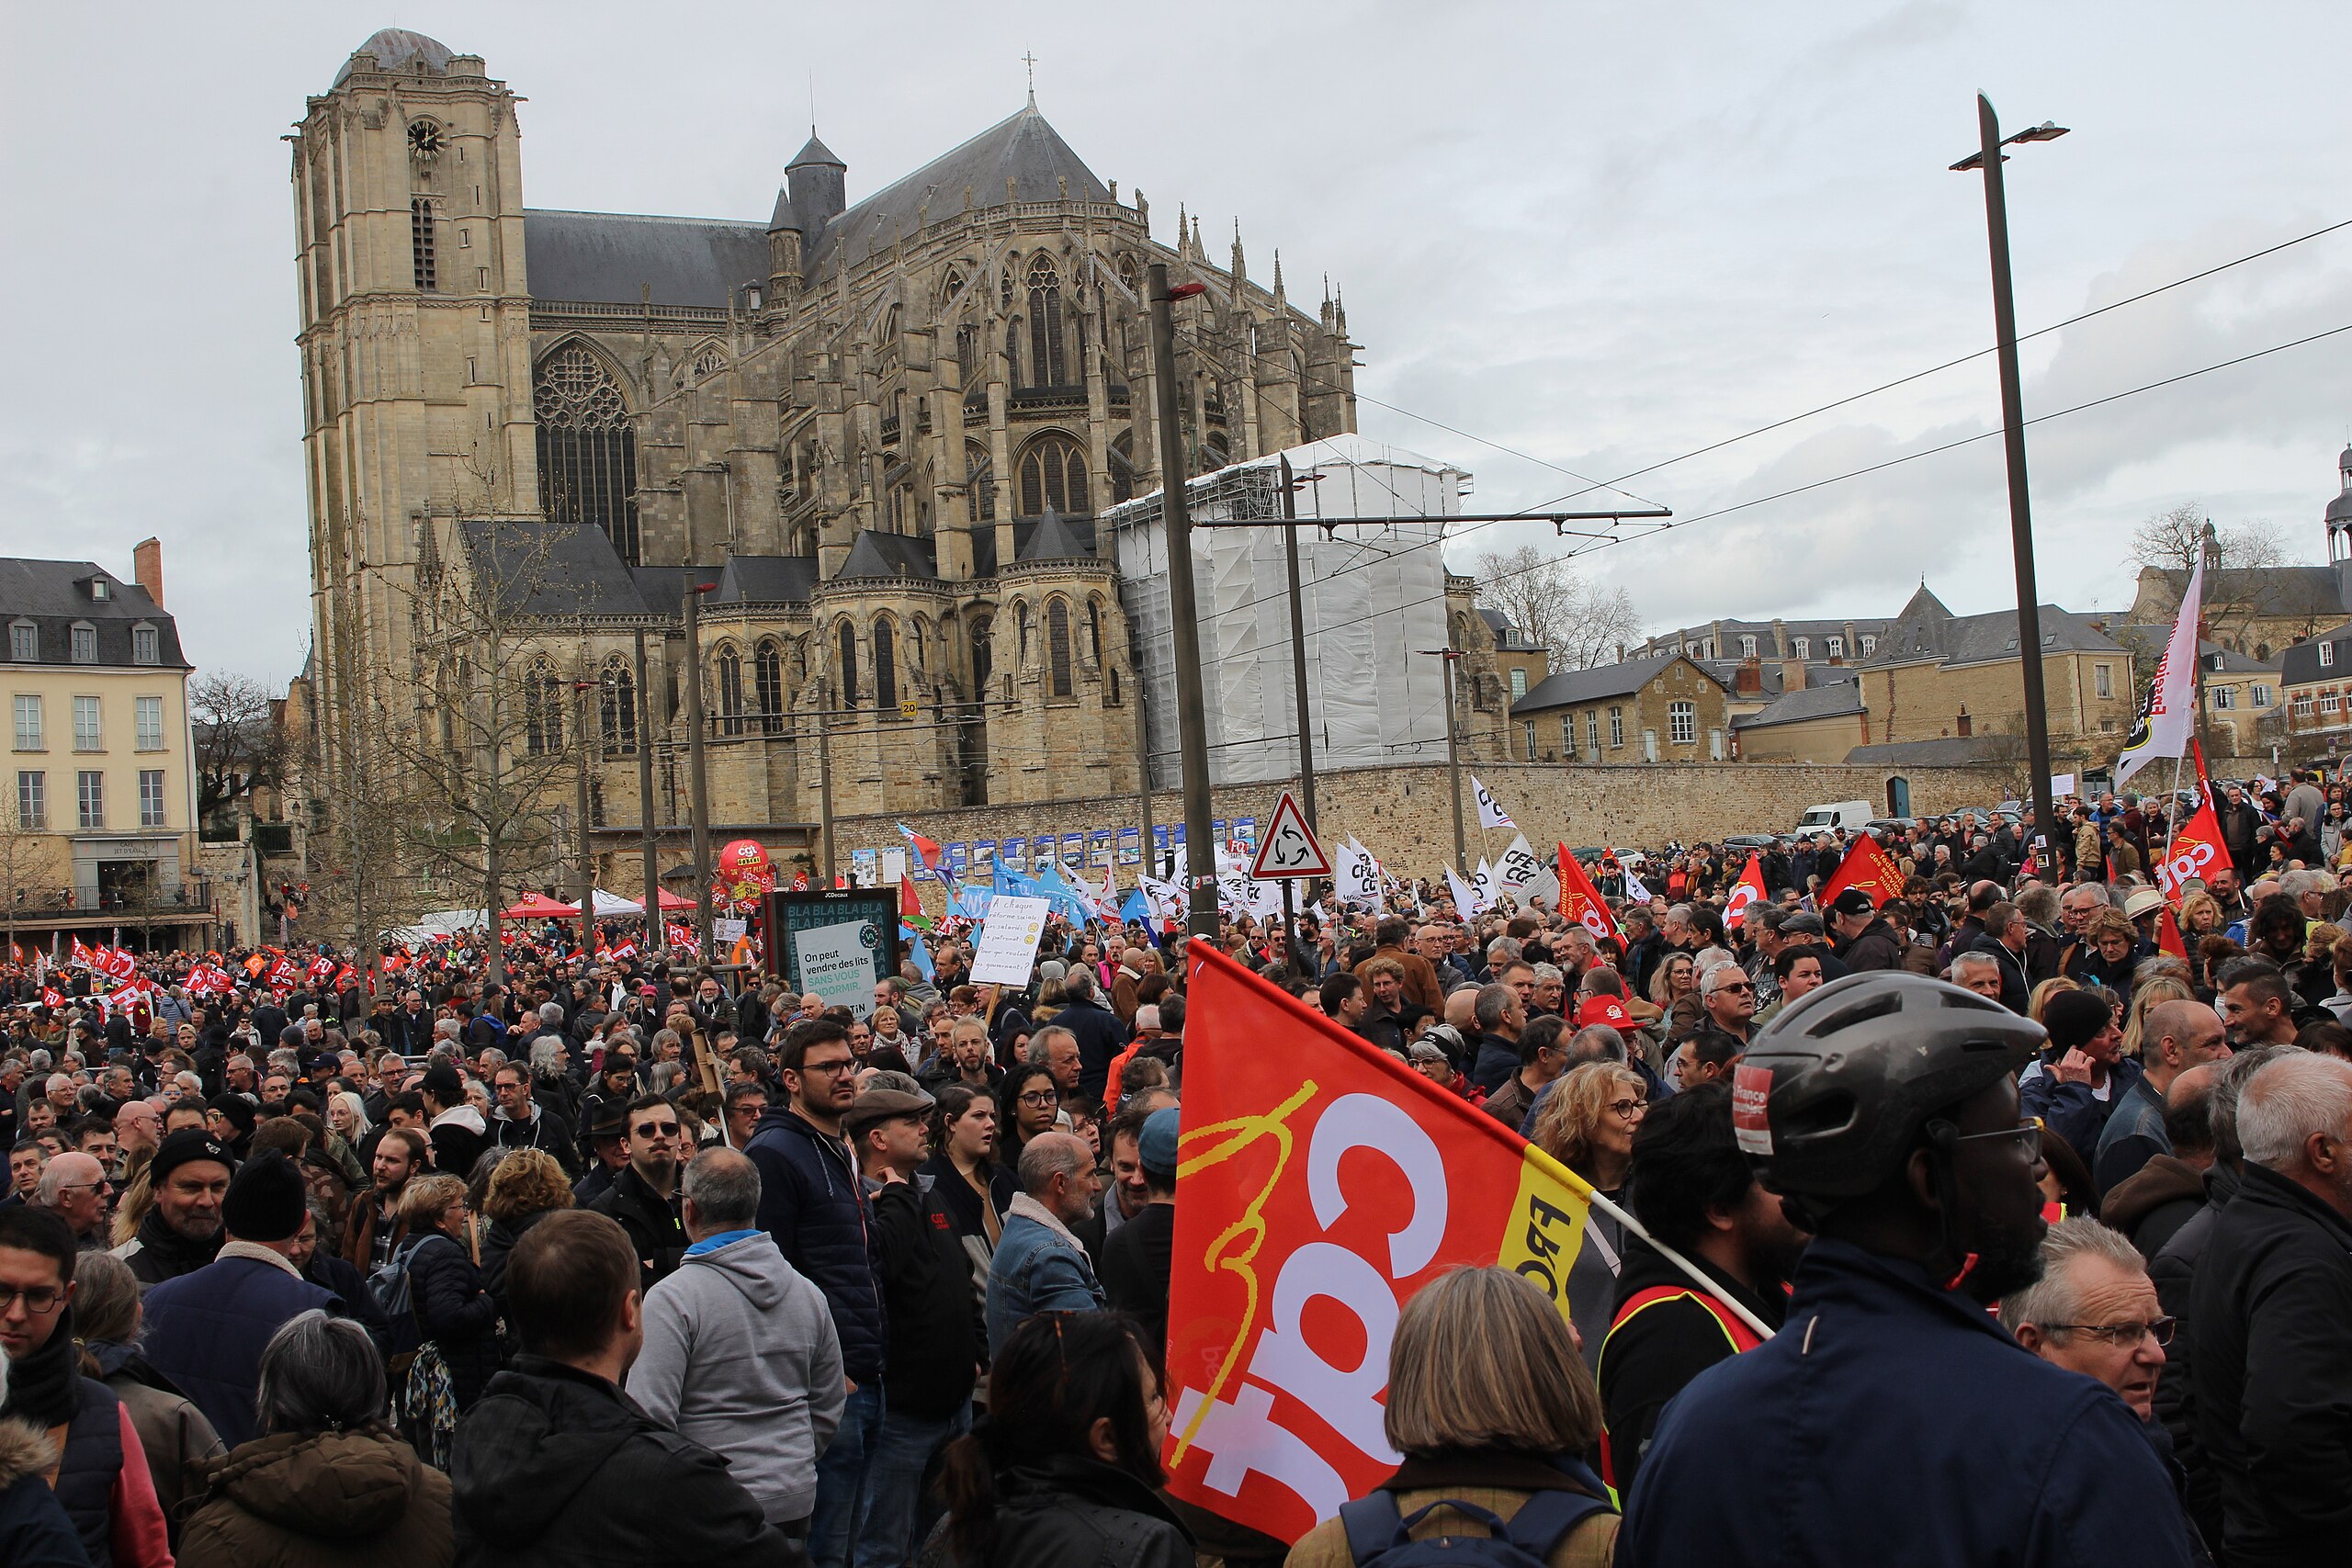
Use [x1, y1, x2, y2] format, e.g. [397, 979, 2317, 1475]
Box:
[5, 1, 2348, 685]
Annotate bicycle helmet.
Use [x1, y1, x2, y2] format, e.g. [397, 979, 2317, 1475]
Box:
[1735, 969, 2044, 1201]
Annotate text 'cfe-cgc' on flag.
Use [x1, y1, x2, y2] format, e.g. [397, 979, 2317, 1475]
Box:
[1163, 942, 1595, 1543]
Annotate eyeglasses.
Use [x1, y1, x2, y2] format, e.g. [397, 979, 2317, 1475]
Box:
[1018, 1089, 1060, 1108]
[630, 1121, 681, 1139]
[1709, 980, 1755, 995]
[53, 1180, 111, 1196]
[1608, 1097, 1649, 1120]
[2042, 1316, 2176, 1348]
[1952, 1118, 2042, 1158]
[0, 1285, 65, 1315]
[797, 1058, 857, 1077]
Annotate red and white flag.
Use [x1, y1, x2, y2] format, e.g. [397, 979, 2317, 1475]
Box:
[2155, 799, 2229, 900]
[1724, 852, 1768, 930]
[1817, 836, 1904, 910]
[1554, 845, 1623, 947]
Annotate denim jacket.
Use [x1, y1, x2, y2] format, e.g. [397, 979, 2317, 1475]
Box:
[986, 1192, 1106, 1355]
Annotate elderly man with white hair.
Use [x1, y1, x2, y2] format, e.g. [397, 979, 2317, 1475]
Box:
[983, 1130, 1106, 1356]
[2188, 1049, 2352, 1565]
[35, 1150, 112, 1249]
[2003, 1216, 2172, 1425]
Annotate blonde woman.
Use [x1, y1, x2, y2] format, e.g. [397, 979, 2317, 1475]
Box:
[1286, 1267, 1617, 1566]
[1647, 952, 1697, 1010]
[2026, 976, 2081, 1026]
[1528, 1062, 1647, 1365]
[2120, 976, 2193, 1061]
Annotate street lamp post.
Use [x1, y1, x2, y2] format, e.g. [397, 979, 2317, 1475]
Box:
[1952, 94, 2069, 873]
[1146, 261, 1219, 938]
[1420, 648, 1469, 874]
[682, 581, 718, 956]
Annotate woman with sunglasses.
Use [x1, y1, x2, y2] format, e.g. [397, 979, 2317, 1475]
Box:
[1529, 1063, 1648, 1366]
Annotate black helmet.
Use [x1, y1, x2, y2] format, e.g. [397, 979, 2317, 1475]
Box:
[1738, 970, 2043, 1201]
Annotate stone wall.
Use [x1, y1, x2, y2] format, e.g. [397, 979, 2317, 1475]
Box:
[826, 759, 2019, 898]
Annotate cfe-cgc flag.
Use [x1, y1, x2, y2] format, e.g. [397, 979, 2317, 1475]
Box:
[1724, 852, 1768, 930]
[1469, 774, 1515, 829]
[1817, 835, 1904, 910]
[1163, 943, 1597, 1543]
[1554, 845, 1623, 947]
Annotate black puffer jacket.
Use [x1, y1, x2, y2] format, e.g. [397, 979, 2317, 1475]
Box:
[1836, 918, 1906, 973]
[450, 1356, 798, 1568]
[407, 1235, 501, 1411]
[962, 1454, 1193, 1568]
[2188, 1163, 2352, 1567]
[743, 1108, 887, 1383]
[2152, 1164, 2238, 1549]
[589, 1166, 688, 1301]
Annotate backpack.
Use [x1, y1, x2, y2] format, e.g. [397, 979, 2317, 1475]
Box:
[368, 1232, 448, 1358]
[1339, 1483, 1613, 1568]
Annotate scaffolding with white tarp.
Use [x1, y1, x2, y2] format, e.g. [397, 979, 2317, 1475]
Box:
[1102, 434, 1470, 790]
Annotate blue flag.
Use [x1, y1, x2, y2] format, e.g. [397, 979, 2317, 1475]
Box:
[1120, 887, 1151, 925]
[900, 925, 935, 981]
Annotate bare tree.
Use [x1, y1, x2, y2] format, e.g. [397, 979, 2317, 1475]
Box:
[0, 796, 63, 960]
[2129, 502, 2288, 580]
[1474, 544, 1641, 671]
[190, 671, 288, 829]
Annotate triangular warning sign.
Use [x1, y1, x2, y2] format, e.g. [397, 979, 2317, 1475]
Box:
[1250, 790, 1331, 879]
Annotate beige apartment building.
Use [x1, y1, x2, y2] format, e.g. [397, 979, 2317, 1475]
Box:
[3, 544, 206, 950]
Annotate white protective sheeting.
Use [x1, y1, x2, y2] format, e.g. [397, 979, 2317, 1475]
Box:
[1107, 434, 1466, 790]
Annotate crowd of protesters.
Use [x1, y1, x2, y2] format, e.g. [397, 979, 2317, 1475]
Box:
[1, 770, 2350, 1564]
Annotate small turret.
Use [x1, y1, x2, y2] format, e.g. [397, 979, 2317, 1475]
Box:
[787, 132, 846, 244]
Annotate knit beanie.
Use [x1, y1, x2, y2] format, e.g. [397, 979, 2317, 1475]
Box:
[220, 1149, 308, 1244]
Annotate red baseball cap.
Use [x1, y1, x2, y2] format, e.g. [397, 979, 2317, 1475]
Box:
[1576, 995, 1635, 1032]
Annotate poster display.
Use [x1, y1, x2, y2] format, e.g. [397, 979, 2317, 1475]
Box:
[1120, 827, 1142, 865]
[1002, 836, 1026, 869]
[766, 889, 900, 1004]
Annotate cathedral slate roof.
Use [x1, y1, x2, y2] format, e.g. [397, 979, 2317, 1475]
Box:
[714, 555, 820, 605]
[1016, 510, 1094, 562]
[802, 104, 1114, 272]
[458, 518, 648, 616]
[523, 210, 768, 309]
[835, 532, 937, 581]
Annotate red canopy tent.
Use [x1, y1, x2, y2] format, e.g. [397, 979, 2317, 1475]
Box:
[653, 887, 695, 911]
[501, 892, 581, 919]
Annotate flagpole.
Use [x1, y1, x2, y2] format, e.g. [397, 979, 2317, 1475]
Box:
[1570, 1178, 1778, 1343]
[2160, 748, 2187, 891]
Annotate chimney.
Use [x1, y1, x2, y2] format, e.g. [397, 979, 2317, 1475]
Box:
[1736, 657, 1762, 696]
[1781, 659, 1806, 693]
[1956, 706, 1973, 738]
[132, 537, 163, 607]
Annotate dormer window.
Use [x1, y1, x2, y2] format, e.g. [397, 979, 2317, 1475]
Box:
[70, 623, 97, 663]
[87, 579, 111, 603]
[131, 625, 159, 666]
[2324, 642, 2339, 669]
[6, 621, 32, 662]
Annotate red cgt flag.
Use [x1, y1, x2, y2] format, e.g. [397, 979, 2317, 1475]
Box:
[2157, 906, 2189, 961]
[1554, 844, 1623, 947]
[1724, 852, 1768, 929]
[2155, 799, 2228, 900]
[1162, 943, 1597, 1543]
[1818, 836, 1904, 910]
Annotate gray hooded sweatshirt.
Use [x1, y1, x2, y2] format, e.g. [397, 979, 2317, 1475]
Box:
[626, 1231, 845, 1524]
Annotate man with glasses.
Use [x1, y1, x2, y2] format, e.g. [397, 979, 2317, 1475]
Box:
[590, 1092, 690, 1299]
[35, 1151, 111, 1250]
[2003, 1215, 2171, 1423]
[1700, 963, 1758, 1046]
[0, 1205, 174, 1564]
[1621, 969, 2198, 1567]
[745, 1019, 887, 1568]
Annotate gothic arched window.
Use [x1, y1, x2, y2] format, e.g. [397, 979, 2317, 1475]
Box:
[970, 616, 994, 695]
[1015, 602, 1031, 666]
[909, 618, 927, 672]
[716, 644, 745, 737]
[1026, 257, 1066, 386]
[1018, 433, 1090, 517]
[837, 619, 859, 706]
[754, 639, 785, 736]
[1047, 600, 1073, 698]
[525, 658, 563, 755]
[600, 656, 636, 754]
[1199, 433, 1230, 474]
[875, 618, 899, 714]
[941, 266, 967, 307]
[966, 442, 996, 525]
[1087, 598, 1104, 663]
[534, 344, 640, 563]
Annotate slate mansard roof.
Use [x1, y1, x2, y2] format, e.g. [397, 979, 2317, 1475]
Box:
[0, 558, 188, 670]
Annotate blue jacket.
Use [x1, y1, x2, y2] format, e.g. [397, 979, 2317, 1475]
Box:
[744, 1106, 888, 1383]
[986, 1195, 1107, 1356]
[1470, 1032, 1521, 1096]
[1619, 1238, 2195, 1568]
[140, 1249, 341, 1450]
[2093, 1070, 2170, 1196]
[2019, 1051, 2145, 1179]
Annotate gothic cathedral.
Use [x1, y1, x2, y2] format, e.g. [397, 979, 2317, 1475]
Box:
[291, 28, 1361, 854]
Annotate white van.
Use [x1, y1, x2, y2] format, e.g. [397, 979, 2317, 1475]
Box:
[1795, 800, 1874, 833]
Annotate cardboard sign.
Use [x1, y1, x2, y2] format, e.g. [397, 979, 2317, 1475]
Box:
[969, 895, 1051, 987]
